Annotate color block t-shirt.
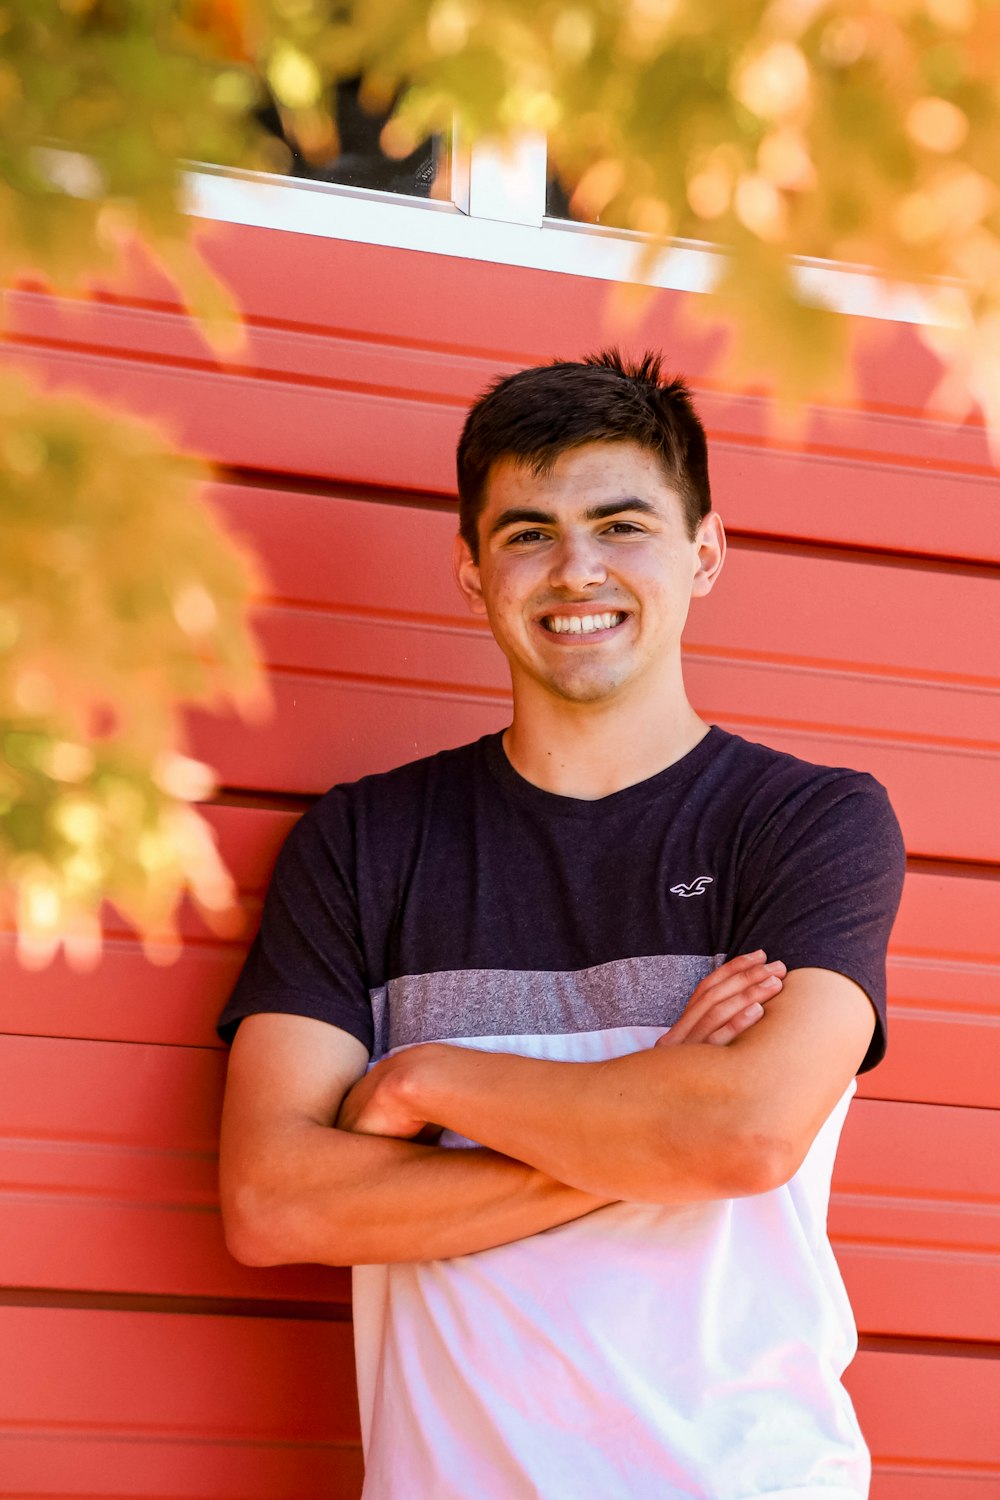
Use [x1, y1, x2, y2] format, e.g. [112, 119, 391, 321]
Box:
[219, 726, 906, 1500]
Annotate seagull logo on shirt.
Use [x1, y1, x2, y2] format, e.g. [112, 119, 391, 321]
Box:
[670, 875, 714, 898]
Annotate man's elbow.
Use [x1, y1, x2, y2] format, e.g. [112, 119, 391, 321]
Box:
[220, 1173, 305, 1268]
[715, 1130, 804, 1197]
[224, 1219, 282, 1269]
[638, 1124, 805, 1204]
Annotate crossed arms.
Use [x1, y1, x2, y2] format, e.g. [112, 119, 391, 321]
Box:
[219, 952, 876, 1268]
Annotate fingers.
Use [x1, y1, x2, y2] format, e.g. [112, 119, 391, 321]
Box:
[693, 950, 783, 1000]
[686, 977, 782, 1044]
[658, 952, 786, 1048]
[703, 1000, 765, 1047]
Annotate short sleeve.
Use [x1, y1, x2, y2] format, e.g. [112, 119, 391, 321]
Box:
[728, 773, 905, 1073]
[216, 789, 374, 1052]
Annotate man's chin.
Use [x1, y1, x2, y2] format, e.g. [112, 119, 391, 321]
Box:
[542, 670, 630, 705]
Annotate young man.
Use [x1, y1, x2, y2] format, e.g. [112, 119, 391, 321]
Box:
[218, 351, 905, 1500]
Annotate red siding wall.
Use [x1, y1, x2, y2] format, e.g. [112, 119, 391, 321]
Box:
[2, 223, 998, 1496]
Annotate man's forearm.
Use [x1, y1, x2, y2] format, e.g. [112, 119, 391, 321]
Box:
[367, 971, 875, 1204]
[397, 1044, 766, 1203]
[223, 1120, 612, 1268]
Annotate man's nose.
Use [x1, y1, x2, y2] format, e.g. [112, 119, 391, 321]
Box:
[548, 533, 607, 592]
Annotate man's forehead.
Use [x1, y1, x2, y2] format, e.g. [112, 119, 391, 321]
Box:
[481, 442, 683, 521]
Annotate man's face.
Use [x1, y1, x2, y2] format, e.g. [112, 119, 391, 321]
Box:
[455, 441, 725, 709]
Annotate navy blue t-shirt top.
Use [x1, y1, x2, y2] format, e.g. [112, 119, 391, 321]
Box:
[219, 727, 905, 1073]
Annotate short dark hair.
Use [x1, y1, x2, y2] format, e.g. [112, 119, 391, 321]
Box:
[456, 349, 711, 559]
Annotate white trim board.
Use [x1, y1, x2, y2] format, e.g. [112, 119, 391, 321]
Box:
[185, 164, 938, 328]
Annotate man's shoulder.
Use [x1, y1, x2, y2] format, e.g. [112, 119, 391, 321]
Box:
[711, 726, 886, 799]
[309, 733, 495, 825]
[705, 727, 898, 845]
[268, 733, 497, 898]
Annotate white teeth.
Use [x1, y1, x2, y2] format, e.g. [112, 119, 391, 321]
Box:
[544, 612, 624, 634]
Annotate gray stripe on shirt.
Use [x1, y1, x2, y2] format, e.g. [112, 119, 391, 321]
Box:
[369, 952, 725, 1058]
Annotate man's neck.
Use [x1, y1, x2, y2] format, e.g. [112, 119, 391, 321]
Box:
[502, 692, 710, 801]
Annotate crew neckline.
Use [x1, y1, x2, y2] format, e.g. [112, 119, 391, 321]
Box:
[482, 724, 728, 818]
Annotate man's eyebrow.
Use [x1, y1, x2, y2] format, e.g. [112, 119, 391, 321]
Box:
[488, 497, 658, 537]
[585, 498, 658, 521]
[488, 507, 557, 538]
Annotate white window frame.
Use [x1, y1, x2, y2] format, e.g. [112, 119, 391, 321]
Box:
[184, 134, 937, 328]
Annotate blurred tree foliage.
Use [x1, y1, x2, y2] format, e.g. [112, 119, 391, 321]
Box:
[257, 0, 1000, 410]
[3, 0, 999, 965]
[0, 0, 274, 965]
[3, 0, 264, 307]
[0, 376, 264, 967]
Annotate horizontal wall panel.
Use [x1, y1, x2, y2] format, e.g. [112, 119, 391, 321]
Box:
[874, 864, 1000, 1108]
[865, 989, 1000, 1110]
[5, 341, 462, 496]
[846, 1347, 1000, 1488]
[5, 271, 531, 406]
[2, 1036, 996, 1334]
[4, 286, 499, 407]
[0, 932, 246, 1047]
[0, 1436, 363, 1500]
[709, 443, 1000, 565]
[232, 606, 1000, 769]
[0, 1304, 994, 1497]
[871, 1476, 998, 1500]
[206, 802, 298, 891]
[7, 239, 999, 561]
[698, 544, 1000, 695]
[894, 863, 1000, 963]
[207, 482, 461, 619]
[0, 1303, 360, 1441]
[188, 223, 935, 419]
[1, 1194, 349, 1305]
[841, 1244, 1000, 1344]
[0, 1035, 226, 1151]
[831, 1099, 1000, 1342]
[0, 1034, 343, 1303]
[213, 809, 1000, 961]
[833, 1099, 1000, 1251]
[188, 673, 508, 794]
[0, 810, 278, 1049]
[11, 319, 990, 559]
[207, 805, 1000, 977]
[188, 224, 991, 460]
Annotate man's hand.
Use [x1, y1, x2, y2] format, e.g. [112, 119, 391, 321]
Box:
[220, 1013, 614, 1267]
[337, 951, 785, 1141]
[656, 950, 785, 1049]
[336, 1046, 443, 1140]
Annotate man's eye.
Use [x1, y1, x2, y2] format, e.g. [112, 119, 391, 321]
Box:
[508, 529, 548, 545]
[605, 521, 644, 536]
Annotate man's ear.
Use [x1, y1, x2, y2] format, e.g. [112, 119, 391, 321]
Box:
[454, 532, 488, 616]
[690, 511, 726, 599]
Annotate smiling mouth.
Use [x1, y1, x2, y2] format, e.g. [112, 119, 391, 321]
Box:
[540, 611, 627, 635]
